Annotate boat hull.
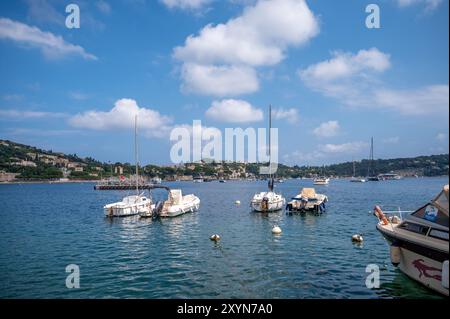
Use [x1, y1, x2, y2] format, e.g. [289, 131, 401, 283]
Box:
[159, 196, 200, 218]
[251, 199, 285, 212]
[377, 224, 449, 296]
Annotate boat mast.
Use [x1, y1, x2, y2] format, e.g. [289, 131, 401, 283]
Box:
[269, 104, 271, 180]
[268, 105, 274, 192]
[135, 115, 139, 196]
[353, 160, 356, 177]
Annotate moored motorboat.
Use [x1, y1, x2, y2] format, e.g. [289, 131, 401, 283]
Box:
[373, 185, 449, 296]
[157, 189, 200, 218]
[313, 177, 329, 185]
[286, 187, 328, 213]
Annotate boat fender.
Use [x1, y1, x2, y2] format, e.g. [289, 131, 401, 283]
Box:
[272, 226, 282, 235]
[442, 260, 449, 289]
[351, 234, 363, 243]
[390, 244, 401, 266]
[210, 234, 220, 241]
[374, 206, 389, 225]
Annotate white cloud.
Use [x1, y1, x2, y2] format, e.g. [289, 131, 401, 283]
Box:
[161, 0, 212, 10]
[383, 136, 400, 144]
[299, 48, 449, 116]
[0, 109, 67, 118]
[312, 120, 340, 138]
[299, 48, 390, 84]
[69, 98, 172, 138]
[180, 64, 259, 96]
[0, 18, 97, 60]
[321, 142, 368, 154]
[436, 133, 448, 141]
[96, 0, 112, 14]
[272, 107, 299, 124]
[174, 0, 319, 96]
[396, 0, 443, 11]
[205, 99, 263, 123]
[374, 85, 449, 115]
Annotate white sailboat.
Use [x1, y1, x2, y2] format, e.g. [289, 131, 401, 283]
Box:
[104, 116, 153, 217]
[251, 105, 285, 212]
[350, 160, 366, 183]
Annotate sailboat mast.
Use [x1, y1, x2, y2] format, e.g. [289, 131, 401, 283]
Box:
[135, 115, 139, 196]
[269, 104, 271, 180]
[353, 160, 355, 177]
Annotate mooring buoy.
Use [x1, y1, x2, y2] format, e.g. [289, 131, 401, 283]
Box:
[210, 234, 220, 241]
[352, 234, 363, 243]
[272, 226, 282, 234]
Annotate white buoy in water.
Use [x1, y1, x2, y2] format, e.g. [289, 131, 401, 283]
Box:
[272, 226, 282, 235]
[352, 234, 363, 243]
[235, 200, 241, 205]
[210, 234, 220, 241]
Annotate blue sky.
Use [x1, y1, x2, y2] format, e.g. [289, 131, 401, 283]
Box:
[0, 0, 448, 165]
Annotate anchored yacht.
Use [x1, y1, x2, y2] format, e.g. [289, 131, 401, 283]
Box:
[374, 185, 449, 296]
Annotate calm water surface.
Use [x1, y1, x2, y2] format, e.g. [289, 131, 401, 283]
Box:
[0, 177, 447, 298]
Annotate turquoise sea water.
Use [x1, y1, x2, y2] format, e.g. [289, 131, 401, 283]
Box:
[0, 177, 447, 298]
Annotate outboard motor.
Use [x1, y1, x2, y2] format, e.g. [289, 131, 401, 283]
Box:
[152, 200, 164, 219]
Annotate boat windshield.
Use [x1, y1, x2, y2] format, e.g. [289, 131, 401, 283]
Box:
[411, 204, 449, 228]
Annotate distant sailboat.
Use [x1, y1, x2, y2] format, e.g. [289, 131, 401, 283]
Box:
[350, 160, 366, 183]
[250, 105, 285, 212]
[367, 137, 380, 181]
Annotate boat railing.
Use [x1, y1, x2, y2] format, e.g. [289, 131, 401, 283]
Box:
[371, 207, 414, 224]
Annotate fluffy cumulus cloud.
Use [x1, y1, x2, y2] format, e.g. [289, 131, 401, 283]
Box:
[272, 107, 299, 124]
[161, 0, 212, 10]
[69, 99, 172, 137]
[299, 48, 449, 116]
[313, 120, 340, 138]
[0, 18, 97, 60]
[174, 0, 319, 96]
[205, 99, 263, 123]
[180, 64, 259, 96]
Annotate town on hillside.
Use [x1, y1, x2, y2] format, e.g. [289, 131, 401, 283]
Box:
[0, 139, 448, 183]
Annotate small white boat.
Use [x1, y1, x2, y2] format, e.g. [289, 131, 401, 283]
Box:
[350, 160, 366, 182]
[251, 190, 285, 212]
[374, 185, 449, 296]
[158, 189, 200, 218]
[250, 105, 285, 212]
[313, 177, 329, 185]
[286, 188, 328, 213]
[104, 116, 152, 218]
[104, 194, 152, 217]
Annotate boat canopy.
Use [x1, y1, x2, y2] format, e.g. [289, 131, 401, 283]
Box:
[432, 184, 449, 216]
[300, 188, 316, 198]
